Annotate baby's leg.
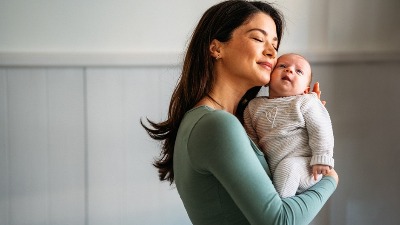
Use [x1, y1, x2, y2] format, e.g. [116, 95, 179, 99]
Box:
[297, 159, 322, 193]
[274, 157, 321, 198]
[273, 158, 303, 198]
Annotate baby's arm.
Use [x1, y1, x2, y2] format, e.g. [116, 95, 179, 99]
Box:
[303, 94, 335, 168]
[312, 164, 332, 181]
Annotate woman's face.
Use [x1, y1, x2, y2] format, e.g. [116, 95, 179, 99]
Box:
[218, 12, 278, 90]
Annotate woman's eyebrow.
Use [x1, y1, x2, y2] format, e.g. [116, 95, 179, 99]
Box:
[247, 28, 266, 35]
[247, 28, 278, 41]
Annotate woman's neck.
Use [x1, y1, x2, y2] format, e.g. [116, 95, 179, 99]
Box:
[196, 68, 251, 114]
[208, 83, 245, 114]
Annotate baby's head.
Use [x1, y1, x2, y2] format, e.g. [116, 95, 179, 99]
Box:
[268, 53, 312, 99]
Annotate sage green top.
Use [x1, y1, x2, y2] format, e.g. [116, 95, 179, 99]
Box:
[174, 106, 336, 225]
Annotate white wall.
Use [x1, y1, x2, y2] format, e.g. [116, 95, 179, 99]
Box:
[0, 0, 212, 53]
[1, 0, 400, 225]
[1, 0, 399, 65]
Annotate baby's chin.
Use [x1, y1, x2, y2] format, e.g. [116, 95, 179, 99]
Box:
[269, 90, 306, 99]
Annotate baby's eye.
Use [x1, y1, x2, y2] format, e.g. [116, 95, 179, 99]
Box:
[278, 64, 286, 68]
[296, 69, 303, 75]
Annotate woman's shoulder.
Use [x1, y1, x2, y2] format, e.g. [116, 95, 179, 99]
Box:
[184, 106, 246, 140]
[187, 106, 250, 157]
[192, 106, 242, 129]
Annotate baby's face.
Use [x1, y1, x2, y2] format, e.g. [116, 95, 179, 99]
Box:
[268, 54, 312, 98]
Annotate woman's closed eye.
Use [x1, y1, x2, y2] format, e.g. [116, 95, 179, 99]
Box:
[252, 37, 263, 42]
[251, 36, 278, 51]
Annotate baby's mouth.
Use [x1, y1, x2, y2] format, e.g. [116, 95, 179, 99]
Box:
[282, 75, 291, 82]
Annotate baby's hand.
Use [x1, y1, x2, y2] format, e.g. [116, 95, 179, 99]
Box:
[312, 164, 331, 181]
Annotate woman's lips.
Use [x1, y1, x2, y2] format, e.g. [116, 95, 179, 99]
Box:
[258, 61, 273, 70]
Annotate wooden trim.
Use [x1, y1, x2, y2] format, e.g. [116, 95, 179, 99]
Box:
[0, 52, 183, 67]
[1, 51, 399, 67]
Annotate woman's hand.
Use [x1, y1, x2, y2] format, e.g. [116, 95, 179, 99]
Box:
[324, 168, 339, 186]
[312, 164, 331, 181]
[312, 82, 326, 105]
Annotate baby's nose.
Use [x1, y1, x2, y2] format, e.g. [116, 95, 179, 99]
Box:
[285, 68, 293, 73]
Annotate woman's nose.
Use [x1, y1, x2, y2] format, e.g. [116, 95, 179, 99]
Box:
[263, 43, 277, 59]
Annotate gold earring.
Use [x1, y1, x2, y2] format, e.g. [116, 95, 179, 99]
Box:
[216, 55, 221, 60]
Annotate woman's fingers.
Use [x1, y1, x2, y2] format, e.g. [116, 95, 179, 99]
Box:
[312, 82, 321, 98]
[313, 82, 319, 91]
[325, 169, 339, 185]
[312, 82, 326, 105]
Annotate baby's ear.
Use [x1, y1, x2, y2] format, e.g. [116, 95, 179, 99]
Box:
[304, 87, 310, 94]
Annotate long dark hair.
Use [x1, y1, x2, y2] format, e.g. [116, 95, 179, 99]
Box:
[141, 0, 285, 184]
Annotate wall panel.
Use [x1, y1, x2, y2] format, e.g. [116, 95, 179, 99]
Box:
[46, 69, 86, 225]
[84, 67, 188, 225]
[0, 70, 10, 225]
[0, 68, 86, 225]
[7, 69, 49, 225]
[1, 61, 400, 225]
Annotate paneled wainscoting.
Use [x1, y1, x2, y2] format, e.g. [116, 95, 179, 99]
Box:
[1, 57, 400, 225]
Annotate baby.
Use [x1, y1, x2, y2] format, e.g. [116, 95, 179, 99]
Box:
[244, 53, 334, 198]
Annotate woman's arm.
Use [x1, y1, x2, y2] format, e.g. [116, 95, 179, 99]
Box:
[189, 111, 337, 225]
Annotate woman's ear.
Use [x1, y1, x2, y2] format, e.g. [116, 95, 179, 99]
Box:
[209, 39, 222, 59]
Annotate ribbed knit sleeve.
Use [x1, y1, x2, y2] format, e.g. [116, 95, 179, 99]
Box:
[301, 94, 335, 167]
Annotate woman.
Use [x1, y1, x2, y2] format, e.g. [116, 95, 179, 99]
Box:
[141, 1, 339, 224]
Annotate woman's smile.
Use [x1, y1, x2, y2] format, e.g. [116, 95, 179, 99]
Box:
[257, 61, 273, 70]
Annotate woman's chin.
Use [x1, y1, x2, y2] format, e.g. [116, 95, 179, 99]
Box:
[259, 77, 270, 87]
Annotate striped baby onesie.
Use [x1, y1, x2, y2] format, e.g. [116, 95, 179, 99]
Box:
[243, 93, 334, 198]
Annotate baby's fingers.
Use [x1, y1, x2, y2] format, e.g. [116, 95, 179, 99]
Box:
[313, 171, 319, 181]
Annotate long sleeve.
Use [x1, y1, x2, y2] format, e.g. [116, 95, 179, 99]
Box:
[186, 110, 336, 225]
[301, 94, 335, 167]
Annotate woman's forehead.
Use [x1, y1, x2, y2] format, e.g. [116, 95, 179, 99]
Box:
[238, 13, 277, 37]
